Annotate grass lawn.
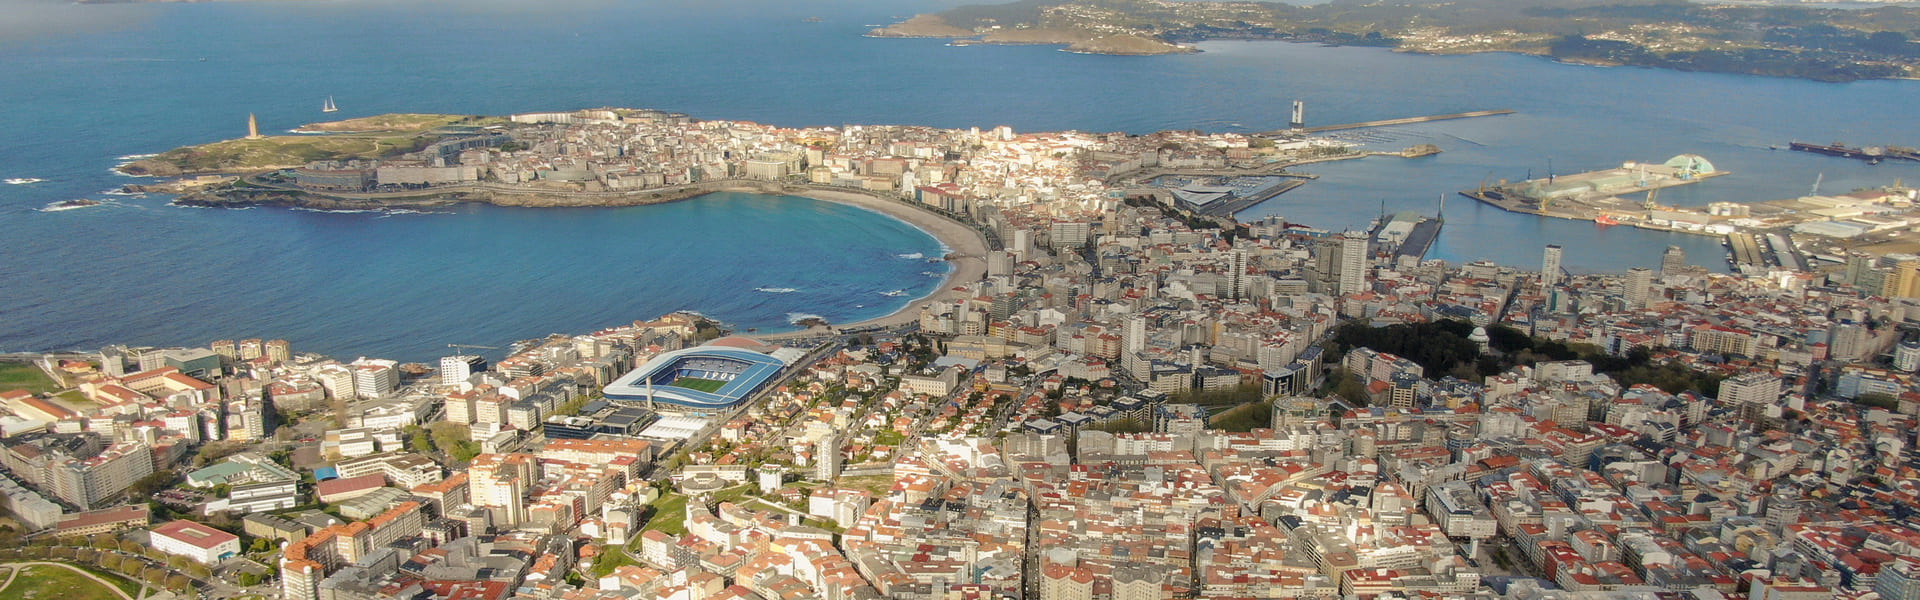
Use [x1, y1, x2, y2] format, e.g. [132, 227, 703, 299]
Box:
[710, 484, 754, 505]
[52, 390, 91, 406]
[0, 363, 58, 395]
[641, 484, 759, 536]
[837, 474, 896, 497]
[588, 544, 641, 578]
[0, 565, 129, 600]
[670, 378, 727, 393]
[640, 493, 691, 536]
[1208, 400, 1274, 433]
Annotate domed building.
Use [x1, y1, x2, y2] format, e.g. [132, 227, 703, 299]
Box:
[1468, 326, 1491, 355]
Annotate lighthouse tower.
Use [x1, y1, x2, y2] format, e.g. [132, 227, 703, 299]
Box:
[246, 113, 263, 140]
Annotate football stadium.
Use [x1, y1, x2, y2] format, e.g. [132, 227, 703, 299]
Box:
[603, 345, 790, 414]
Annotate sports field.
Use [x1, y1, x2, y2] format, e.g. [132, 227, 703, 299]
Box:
[670, 378, 727, 393]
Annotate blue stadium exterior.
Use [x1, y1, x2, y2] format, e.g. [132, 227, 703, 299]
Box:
[603, 346, 788, 413]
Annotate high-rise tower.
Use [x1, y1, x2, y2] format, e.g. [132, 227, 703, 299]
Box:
[1338, 232, 1367, 296]
[1660, 245, 1685, 277]
[1542, 245, 1563, 287]
[1626, 267, 1653, 309]
[1228, 248, 1248, 300]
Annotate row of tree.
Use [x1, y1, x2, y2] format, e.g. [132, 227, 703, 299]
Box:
[0, 545, 198, 594]
[1329, 319, 1726, 398]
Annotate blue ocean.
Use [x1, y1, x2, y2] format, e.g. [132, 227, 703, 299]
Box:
[2, 0, 1917, 361]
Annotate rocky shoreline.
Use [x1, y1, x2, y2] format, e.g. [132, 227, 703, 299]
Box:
[166, 180, 770, 211]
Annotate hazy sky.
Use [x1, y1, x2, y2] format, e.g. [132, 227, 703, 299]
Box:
[0, 0, 159, 44]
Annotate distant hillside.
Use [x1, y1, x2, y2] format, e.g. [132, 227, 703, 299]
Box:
[870, 0, 1920, 81]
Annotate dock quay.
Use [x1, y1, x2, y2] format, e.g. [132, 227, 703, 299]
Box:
[1201, 178, 1308, 217]
[1367, 211, 1444, 263]
[1395, 217, 1444, 262]
[1257, 109, 1515, 136]
[1127, 172, 1318, 219]
[1726, 231, 1812, 273]
[1727, 233, 1765, 270]
[1459, 154, 1729, 235]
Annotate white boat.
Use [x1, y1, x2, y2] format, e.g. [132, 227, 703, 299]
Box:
[881, 289, 907, 297]
[4, 178, 44, 185]
[322, 96, 338, 113]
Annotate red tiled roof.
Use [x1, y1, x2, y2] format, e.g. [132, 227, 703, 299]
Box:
[317, 474, 386, 498]
[152, 519, 238, 549]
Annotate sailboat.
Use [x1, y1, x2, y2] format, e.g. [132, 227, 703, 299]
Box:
[321, 96, 338, 113]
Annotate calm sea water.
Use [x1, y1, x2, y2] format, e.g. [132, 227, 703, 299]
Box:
[2, 0, 1917, 361]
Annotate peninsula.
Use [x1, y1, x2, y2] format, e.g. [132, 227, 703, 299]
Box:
[872, 0, 1920, 82]
[123, 107, 1443, 222]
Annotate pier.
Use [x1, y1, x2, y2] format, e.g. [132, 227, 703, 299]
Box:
[1256, 109, 1514, 136]
[1395, 217, 1444, 262]
[1459, 154, 1729, 236]
[1727, 233, 1765, 269]
[1199, 178, 1308, 217]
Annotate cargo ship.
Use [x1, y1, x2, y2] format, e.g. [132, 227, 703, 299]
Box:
[1788, 141, 1920, 164]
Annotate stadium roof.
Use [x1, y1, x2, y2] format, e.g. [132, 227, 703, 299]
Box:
[704, 336, 778, 353]
[603, 346, 789, 412]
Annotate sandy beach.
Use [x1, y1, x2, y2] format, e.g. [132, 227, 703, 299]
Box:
[747, 185, 988, 340]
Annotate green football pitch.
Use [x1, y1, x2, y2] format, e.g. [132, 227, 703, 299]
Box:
[670, 377, 727, 393]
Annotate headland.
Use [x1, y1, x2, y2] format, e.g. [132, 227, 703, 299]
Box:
[126, 107, 1446, 216]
